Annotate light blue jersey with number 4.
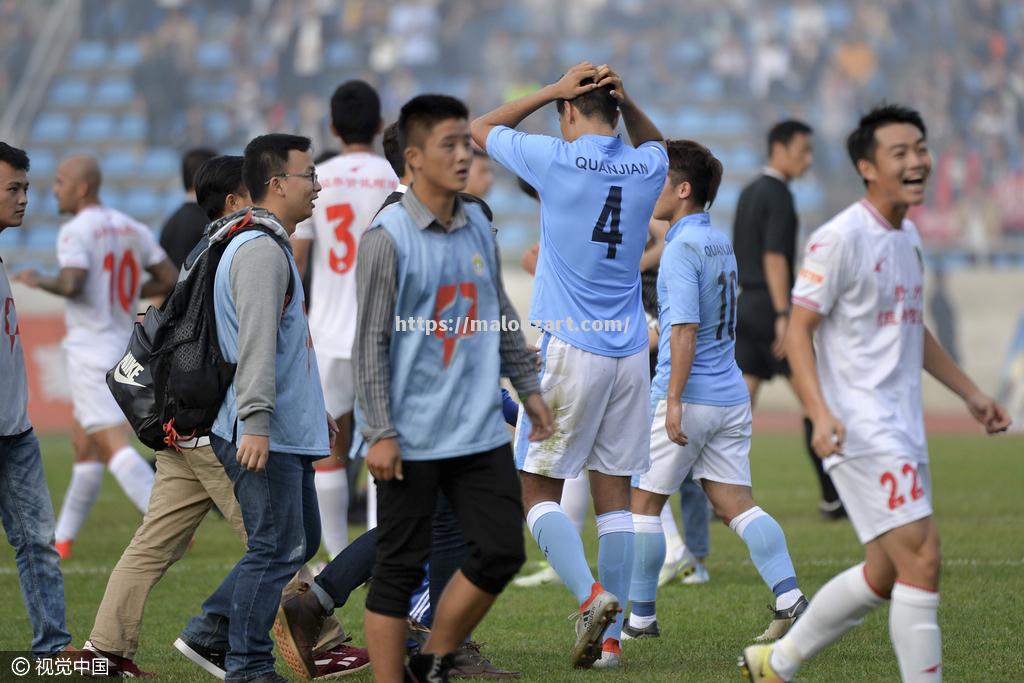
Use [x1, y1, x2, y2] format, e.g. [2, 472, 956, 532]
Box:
[651, 212, 748, 406]
[486, 126, 668, 357]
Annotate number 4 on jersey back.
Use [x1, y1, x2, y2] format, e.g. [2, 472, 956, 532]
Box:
[592, 185, 623, 259]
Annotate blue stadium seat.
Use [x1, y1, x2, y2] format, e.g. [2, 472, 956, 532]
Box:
[714, 183, 741, 211]
[140, 149, 179, 179]
[69, 41, 109, 70]
[204, 111, 232, 141]
[667, 42, 704, 66]
[94, 77, 135, 106]
[111, 42, 141, 69]
[31, 113, 72, 143]
[76, 113, 116, 141]
[691, 74, 724, 102]
[195, 42, 231, 70]
[326, 43, 359, 68]
[28, 150, 56, 177]
[102, 151, 139, 180]
[24, 225, 60, 251]
[48, 79, 91, 107]
[122, 188, 162, 219]
[118, 112, 146, 141]
[190, 76, 236, 104]
[103, 188, 125, 209]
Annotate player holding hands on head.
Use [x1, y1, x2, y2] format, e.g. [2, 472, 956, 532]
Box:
[472, 63, 668, 670]
[740, 105, 1011, 683]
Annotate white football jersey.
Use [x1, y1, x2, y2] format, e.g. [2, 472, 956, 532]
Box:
[294, 152, 398, 358]
[791, 199, 928, 462]
[57, 205, 166, 357]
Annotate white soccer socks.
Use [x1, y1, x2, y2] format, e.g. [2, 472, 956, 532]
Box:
[770, 562, 886, 679]
[890, 582, 941, 681]
[315, 468, 349, 559]
[108, 446, 154, 513]
[55, 461, 105, 542]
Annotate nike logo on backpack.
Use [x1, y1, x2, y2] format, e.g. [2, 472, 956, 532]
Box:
[113, 351, 147, 388]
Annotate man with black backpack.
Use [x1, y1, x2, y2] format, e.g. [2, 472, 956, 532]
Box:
[172, 135, 337, 683]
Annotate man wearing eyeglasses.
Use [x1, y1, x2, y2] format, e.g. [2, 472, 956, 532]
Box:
[176, 134, 338, 683]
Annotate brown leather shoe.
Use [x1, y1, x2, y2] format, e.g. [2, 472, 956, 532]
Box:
[273, 582, 329, 679]
[448, 642, 521, 679]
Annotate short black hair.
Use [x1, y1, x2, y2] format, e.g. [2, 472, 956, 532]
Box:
[847, 104, 927, 183]
[382, 122, 404, 177]
[398, 95, 469, 150]
[554, 76, 618, 125]
[666, 139, 723, 209]
[243, 133, 312, 202]
[0, 142, 30, 172]
[182, 148, 217, 191]
[767, 120, 812, 156]
[194, 155, 245, 220]
[330, 80, 381, 146]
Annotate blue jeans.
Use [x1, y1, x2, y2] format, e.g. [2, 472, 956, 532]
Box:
[0, 429, 71, 656]
[182, 435, 320, 682]
[679, 473, 710, 558]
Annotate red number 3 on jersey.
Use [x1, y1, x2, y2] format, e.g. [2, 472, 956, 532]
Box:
[327, 203, 356, 274]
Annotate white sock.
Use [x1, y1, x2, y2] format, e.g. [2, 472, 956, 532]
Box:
[55, 462, 105, 541]
[771, 563, 887, 680]
[628, 612, 657, 629]
[366, 471, 377, 530]
[659, 503, 683, 553]
[315, 468, 349, 559]
[560, 473, 590, 535]
[777, 588, 804, 611]
[107, 446, 154, 513]
[890, 583, 941, 681]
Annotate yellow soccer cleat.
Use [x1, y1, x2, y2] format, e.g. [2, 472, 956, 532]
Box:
[738, 644, 784, 682]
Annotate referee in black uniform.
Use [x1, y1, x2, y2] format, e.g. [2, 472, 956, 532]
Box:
[733, 120, 844, 519]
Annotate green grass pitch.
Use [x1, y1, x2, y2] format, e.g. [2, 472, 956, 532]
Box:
[0, 433, 1020, 681]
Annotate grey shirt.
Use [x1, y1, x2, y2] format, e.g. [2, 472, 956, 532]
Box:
[0, 257, 31, 436]
[228, 237, 290, 437]
[355, 188, 540, 445]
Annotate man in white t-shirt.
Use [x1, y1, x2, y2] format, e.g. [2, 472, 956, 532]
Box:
[740, 105, 1011, 683]
[14, 155, 177, 560]
[292, 81, 398, 558]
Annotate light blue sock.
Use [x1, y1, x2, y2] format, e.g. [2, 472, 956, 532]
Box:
[730, 506, 799, 593]
[629, 514, 663, 606]
[527, 502, 594, 603]
[596, 510, 634, 642]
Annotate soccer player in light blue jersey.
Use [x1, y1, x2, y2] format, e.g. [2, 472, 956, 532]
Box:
[472, 63, 668, 670]
[625, 140, 807, 647]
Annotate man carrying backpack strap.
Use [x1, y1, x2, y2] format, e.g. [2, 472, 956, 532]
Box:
[174, 135, 337, 683]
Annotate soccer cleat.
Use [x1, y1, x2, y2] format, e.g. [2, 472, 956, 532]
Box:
[681, 561, 710, 585]
[406, 652, 455, 682]
[313, 644, 371, 678]
[56, 540, 73, 561]
[273, 582, 329, 679]
[82, 640, 156, 677]
[658, 544, 697, 587]
[738, 643, 784, 682]
[621, 619, 660, 640]
[590, 639, 621, 670]
[448, 641, 521, 679]
[570, 583, 619, 669]
[512, 562, 560, 588]
[174, 637, 227, 679]
[756, 596, 808, 642]
[818, 499, 847, 520]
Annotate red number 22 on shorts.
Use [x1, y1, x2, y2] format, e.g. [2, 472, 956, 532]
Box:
[880, 463, 925, 510]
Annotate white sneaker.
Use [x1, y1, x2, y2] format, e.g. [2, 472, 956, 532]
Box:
[513, 562, 560, 588]
[658, 544, 697, 587]
[681, 561, 710, 585]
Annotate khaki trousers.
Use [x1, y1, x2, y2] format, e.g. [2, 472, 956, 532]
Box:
[88, 445, 345, 657]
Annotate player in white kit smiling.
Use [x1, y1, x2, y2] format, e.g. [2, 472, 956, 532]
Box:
[740, 105, 1012, 682]
[14, 155, 177, 560]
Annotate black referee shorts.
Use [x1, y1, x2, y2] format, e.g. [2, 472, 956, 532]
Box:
[366, 444, 525, 618]
[735, 287, 790, 381]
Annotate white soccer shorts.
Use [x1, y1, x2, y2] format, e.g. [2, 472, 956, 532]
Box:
[826, 453, 933, 544]
[635, 399, 753, 495]
[514, 333, 650, 478]
[66, 347, 128, 434]
[318, 356, 355, 420]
